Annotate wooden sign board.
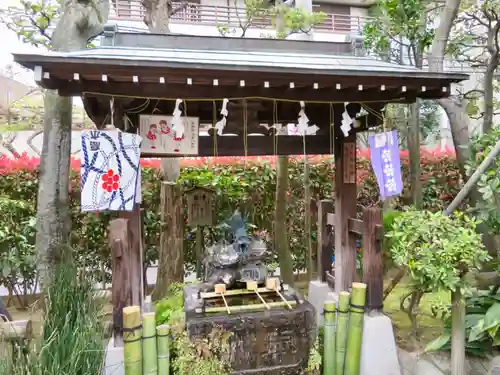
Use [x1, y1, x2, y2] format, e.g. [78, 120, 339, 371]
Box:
[343, 142, 356, 184]
[139, 115, 199, 155]
[185, 187, 214, 226]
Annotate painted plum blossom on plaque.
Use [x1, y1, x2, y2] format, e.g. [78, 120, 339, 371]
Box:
[368, 130, 403, 200]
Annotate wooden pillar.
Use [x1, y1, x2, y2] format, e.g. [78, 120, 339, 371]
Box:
[108, 217, 142, 346]
[317, 199, 334, 282]
[333, 106, 358, 293]
[152, 182, 184, 301]
[119, 207, 144, 308]
[362, 207, 383, 312]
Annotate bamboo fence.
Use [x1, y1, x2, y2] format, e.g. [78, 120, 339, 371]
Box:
[323, 282, 367, 375]
[123, 306, 170, 375]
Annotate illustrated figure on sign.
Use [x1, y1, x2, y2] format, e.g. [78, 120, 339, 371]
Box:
[159, 119, 170, 135]
[173, 132, 185, 153]
[146, 124, 158, 149]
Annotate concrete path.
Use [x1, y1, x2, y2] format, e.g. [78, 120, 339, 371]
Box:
[398, 348, 490, 375]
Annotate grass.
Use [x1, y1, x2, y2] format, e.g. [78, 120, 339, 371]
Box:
[0, 264, 106, 375]
[384, 277, 449, 351]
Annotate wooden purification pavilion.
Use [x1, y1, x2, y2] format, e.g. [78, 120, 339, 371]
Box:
[13, 24, 467, 341]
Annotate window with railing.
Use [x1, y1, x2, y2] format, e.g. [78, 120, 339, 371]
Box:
[107, 0, 368, 34]
[171, 0, 202, 22]
[312, 2, 351, 32]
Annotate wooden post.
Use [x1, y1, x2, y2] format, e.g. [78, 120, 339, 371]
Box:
[195, 226, 204, 280]
[152, 182, 184, 301]
[333, 110, 358, 293]
[108, 218, 133, 346]
[119, 207, 144, 308]
[317, 200, 334, 282]
[362, 207, 384, 312]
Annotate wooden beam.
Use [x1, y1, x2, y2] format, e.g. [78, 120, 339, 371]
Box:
[327, 213, 383, 239]
[141, 134, 333, 157]
[118, 208, 143, 308]
[333, 127, 358, 293]
[56, 80, 431, 102]
[317, 200, 334, 283]
[362, 207, 383, 312]
[108, 218, 134, 346]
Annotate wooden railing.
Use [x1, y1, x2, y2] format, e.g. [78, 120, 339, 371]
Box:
[110, 0, 372, 34]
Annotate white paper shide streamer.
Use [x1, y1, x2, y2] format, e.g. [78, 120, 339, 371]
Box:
[170, 98, 185, 138]
[340, 102, 354, 137]
[214, 98, 229, 135]
[296, 101, 320, 135]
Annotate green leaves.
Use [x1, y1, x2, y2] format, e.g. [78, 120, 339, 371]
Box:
[466, 125, 500, 234]
[0, 196, 37, 307]
[426, 290, 500, 356]
[363, 0, 435, 65]
[387, 209, 490, 292]
[0, 0, 61, 49]
[217, 0, 326, 39]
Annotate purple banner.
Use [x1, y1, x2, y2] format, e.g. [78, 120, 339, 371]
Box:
[368, 130, 403, 200]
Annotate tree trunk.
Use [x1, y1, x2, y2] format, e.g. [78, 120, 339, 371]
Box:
[142, 0, 172, 33]
[408, 101, 422, 208]
[35, 0, 109, 289]
[429, 3, 489, 374]
[483, 22, 500, 134]
[275, 155, 294, 285]
[429, 0, 500, 258]
[36, 92, 73, 285]
[482, 55, 499, 134]
[141, 1, 185, 298]
[152, 181, 184, 301]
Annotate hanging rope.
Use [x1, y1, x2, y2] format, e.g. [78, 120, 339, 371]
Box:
[212, 100, 218, 157]
[82, 91, 405, 105]
[300, 102, 313, 281]
[273, 100, 279, 157]
[272, 100, 279, 257]
[243, 99, 248, 167]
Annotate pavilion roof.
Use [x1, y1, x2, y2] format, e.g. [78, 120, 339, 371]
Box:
[12, 29, 468, 102]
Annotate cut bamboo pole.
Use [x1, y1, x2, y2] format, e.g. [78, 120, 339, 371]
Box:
[246, 280, 258, 290]
[123, 306, 142, 375]
[275, 289, 293, 309]
[200, 285, 289, 299]
[195, 300, 298, 314]
[335, 291, 350, 375]
[323, 299, 337, 375]
[142, 312, 158, 375]
[266, 277, 279, 290]
[247, 281, 270, 309]
[255, 291, 270, 309]
[215, 284, 231, 314]
[344, 283, 367, 375]
[157, 324, 170, 375]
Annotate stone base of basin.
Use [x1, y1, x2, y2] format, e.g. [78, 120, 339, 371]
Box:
[184, 284, 317, 375]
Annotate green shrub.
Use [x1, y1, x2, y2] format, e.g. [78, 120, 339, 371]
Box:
[155, 284, 231, 375]
[0, 151, 462, 290]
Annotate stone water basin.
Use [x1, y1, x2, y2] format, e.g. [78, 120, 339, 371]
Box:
[184, 284, 316, 375]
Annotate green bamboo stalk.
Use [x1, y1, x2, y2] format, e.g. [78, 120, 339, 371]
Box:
[157, 324, 170, 375]
[323, 299, 337, 375]
[344, 283, 367, 375]
[123, 306, 142, 375]
[195, 300, 298, 314]
[335, 291, 350, 375]
[143, 312, 158, 375]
